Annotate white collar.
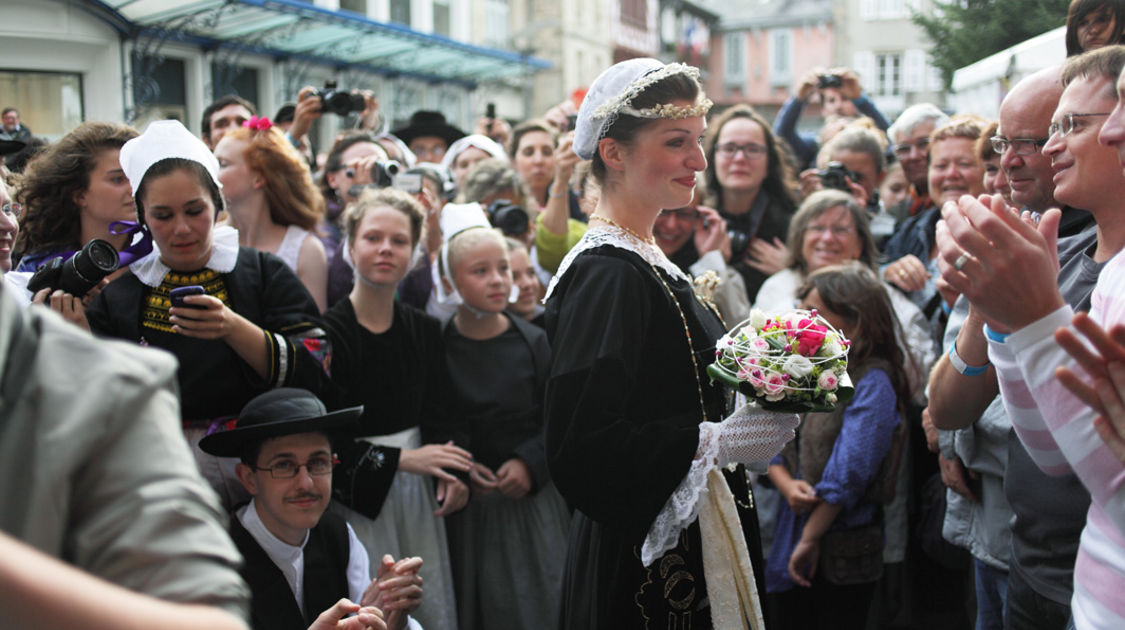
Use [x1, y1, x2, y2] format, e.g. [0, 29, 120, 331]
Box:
[130, 224, 240, 287]
[544, 224, 688, 301]
[237, 499, 310, 563]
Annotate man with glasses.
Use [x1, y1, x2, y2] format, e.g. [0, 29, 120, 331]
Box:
[926, 65, 1095, 630]
[201, 388, 422, 630]
[934, 46, 1125, 630]
[886, 104, 951, 222]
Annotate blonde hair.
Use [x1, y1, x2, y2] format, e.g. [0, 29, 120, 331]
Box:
[343, 187, 425, 250]
[445, 226, 508, 279]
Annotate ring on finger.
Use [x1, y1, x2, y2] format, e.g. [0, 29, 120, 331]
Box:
[953, 253, 970, 271]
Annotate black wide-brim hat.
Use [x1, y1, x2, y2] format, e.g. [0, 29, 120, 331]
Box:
[392, 110, 465, 147]
[199, 388, 362, 458]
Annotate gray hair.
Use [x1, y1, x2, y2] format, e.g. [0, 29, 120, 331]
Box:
[887, 103, 951, 144]
[456, 158, 528, 206]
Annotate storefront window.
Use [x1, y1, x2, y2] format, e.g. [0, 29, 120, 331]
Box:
[0, 70, 83, 140]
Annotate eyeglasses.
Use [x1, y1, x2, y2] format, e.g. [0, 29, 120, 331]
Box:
[990, 135, 1048, 156]
[893, 137, 930, 158]
[716, 142, 767, 159]
[1, 202, 21, 217]
[412, 145, 447, 158]
[1048, 112, 1111, 139]
[659, 208, 699, 221]
[807, 224, 856, 237]
[253, 456, 335, 479]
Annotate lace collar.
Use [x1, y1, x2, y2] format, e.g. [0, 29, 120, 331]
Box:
[544, 224, 689, 301]
[130, 224, 240, 288]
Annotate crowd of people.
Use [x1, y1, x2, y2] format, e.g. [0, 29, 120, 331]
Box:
[5, 1, 1125, 628]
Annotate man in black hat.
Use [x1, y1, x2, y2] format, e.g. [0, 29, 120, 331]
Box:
[392, 110, 465, 165]
[200, 388, 423, 630]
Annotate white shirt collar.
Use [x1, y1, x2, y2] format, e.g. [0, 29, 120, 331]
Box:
[237, 500, 310, 614]
[130, 224, 240, 287]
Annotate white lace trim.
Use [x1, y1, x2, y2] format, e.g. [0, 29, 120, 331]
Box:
[543, 225, 688, 302]
[130, 224, 240, 288]
[640, 403, 800, 567]
[641, 421, 722, 567]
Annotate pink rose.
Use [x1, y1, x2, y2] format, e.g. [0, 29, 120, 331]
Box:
[817, 371, 839, 391]
[796, 323, 827, 357]
[764, 372, 787, 396]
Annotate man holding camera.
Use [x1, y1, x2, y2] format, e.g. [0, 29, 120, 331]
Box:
[773, 67, 891, 171]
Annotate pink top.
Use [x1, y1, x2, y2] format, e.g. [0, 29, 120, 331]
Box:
[989, 249, 1125, 630]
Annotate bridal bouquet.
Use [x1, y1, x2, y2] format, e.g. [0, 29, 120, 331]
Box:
[707, 308, 854, 413]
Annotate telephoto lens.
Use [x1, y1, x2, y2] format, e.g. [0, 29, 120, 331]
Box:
[60, 239, 120, 296]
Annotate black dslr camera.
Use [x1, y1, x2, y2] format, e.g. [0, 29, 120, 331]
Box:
[485, 199, 529, 237]
[818, 161, 861, 192]
[818, 74, 844, 89]
[313, 81, 365, 116]
[26, 238, 119, 297]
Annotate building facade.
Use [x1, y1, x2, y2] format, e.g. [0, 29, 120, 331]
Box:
[0, 0, 549, 147]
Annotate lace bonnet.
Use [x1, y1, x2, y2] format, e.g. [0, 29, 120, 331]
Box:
[572, 58, 712, 161]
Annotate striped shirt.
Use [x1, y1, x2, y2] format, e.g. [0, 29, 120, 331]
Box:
[989, 248, 1125, 630]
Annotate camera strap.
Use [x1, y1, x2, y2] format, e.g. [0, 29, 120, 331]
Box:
[726, 191, 771, 242]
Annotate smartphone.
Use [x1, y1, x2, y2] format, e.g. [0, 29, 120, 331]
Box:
[170, 285, 206, 309]
[485, 102, 496, 119]
[566, 113, 578, 131]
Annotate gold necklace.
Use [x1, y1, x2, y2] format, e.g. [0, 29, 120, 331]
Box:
[591, 213, 656, 245]
[651, 263, 709, 426]
[591, 212, 708, 425]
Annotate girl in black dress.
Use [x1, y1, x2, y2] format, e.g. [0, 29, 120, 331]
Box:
[323, 187, 468, 630]
[438, 213, 569, 629]
[545, 58, 801, 629]
[85, 120, 330, 508]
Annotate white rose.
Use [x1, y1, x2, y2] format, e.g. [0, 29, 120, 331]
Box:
[748, 308, 768, 331]
[783, 354, 814, 379]
[820, 336, 843, 358]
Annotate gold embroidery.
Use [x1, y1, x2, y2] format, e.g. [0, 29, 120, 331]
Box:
[142, 269, 230, 333]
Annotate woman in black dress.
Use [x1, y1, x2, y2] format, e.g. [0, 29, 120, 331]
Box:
[85, 120, 330, 508]
[544, 58, 800, 629]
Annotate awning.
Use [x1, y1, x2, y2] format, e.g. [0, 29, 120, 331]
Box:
[83, 0, 551, 88]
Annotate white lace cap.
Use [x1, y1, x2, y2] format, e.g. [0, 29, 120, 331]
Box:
[119, 120, 221, 199]
[573, 58, 708, 161]
[440, 134, 509, 173]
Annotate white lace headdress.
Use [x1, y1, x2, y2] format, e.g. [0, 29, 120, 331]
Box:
[572, 58, 713, 161]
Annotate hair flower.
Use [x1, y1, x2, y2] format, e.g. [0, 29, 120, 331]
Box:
[243, 116, 273, 131]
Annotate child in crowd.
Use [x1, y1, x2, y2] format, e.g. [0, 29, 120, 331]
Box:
[504, 237, 544, 327]
[766, 263, 909, 630]
[438, 206, 569, 630]
[323, 187, 468, 630]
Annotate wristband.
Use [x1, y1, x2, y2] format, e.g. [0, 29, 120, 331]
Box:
[983, 323, 1010, 343]
[548, 187, 568, 199]
[948, 343, 988, 376]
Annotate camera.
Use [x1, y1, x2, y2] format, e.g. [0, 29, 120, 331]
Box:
[817, 161, 861, 192]
[26, 238, 120, 297]
[393, 172, 423, 195]
[312, 81, 365, 116]
[728, 228, 752, 259]
[818, 74, 843, 89]
[346, 160, 402, 198]
[485, 199, 530, 237]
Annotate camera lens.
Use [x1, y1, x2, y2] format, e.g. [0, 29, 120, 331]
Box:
[57, 238, 120, 296]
